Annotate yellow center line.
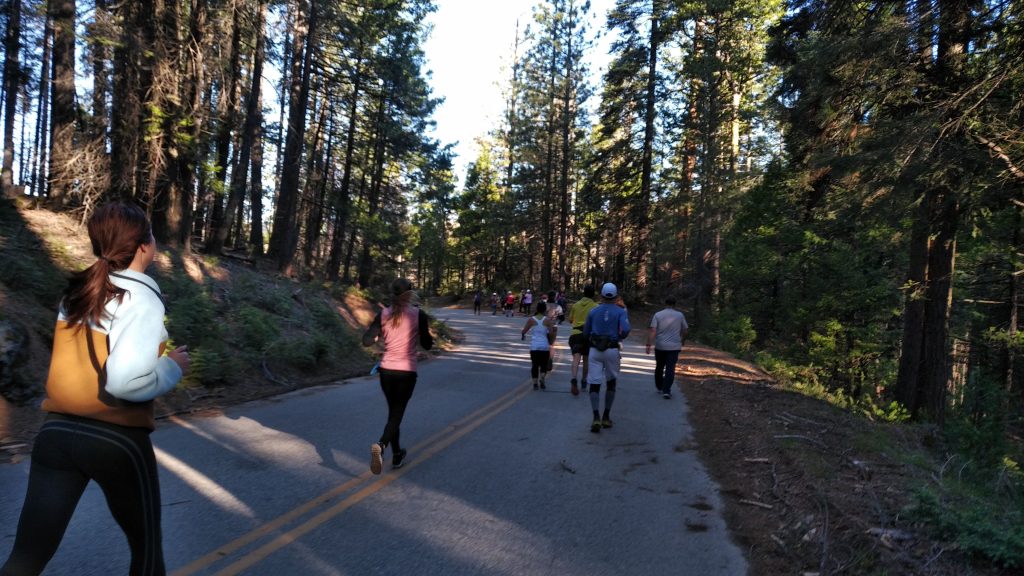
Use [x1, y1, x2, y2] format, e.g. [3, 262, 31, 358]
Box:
[172, 382, 532, 576]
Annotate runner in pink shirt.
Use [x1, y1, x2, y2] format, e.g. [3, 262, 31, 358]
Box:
[362, 278, 434, 473]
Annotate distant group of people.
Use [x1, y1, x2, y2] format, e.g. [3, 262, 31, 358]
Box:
[513, 281, 689, 433]
[475, 288, 567, 320]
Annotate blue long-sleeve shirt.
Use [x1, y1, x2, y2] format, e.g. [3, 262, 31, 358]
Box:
[583, 302, 631, 343]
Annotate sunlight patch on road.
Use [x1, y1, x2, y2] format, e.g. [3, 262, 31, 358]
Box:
[155, 446, 256, 519]
[375, 484, 576, 572]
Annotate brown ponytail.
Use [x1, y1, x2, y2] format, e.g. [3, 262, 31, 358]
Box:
[63, 203, 152, 328]
[388, 277, 416, 327]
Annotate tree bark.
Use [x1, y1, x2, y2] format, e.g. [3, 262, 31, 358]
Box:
[920, 191, 958, 423]
[110, 1, 145, 199]
[248, 83, 266, 256]
[268, 0, 315, 274]
[207, 0, 243, 250]
[635, 0, 660, 295]
[357, 83, 391, 288]
[47, 0, 76, 204]
[895, 190, 931, 415]
[2, 0, 22, 195]
[326, 49, 364, 281]
[210, 0, 265, 255]
[29, 21, 50, 197]
[150, 0, 188, 244]
[86, 0, 109, 141]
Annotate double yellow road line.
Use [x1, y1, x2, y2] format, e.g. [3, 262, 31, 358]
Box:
[171, 382, 533, 576]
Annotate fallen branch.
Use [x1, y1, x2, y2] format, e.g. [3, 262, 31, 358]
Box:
[774, 434, 828, 449]
[739, 499, 774, 510]
[781, 411, 825, 427]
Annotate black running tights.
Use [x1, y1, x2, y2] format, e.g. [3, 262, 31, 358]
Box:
[378, 369, 417, 453]
[529, 350, 551, 379]
[1, 414, 164, 576]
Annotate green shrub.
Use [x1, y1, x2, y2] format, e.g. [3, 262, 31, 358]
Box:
[909, 487, 1024, 568]
[270, 334, 325, 371]
[703, 311, 757, 356]
[248, 285, 294, 315]
[308, 298, 345, 332]
[165, 286, 221, 347]
[236, 305, 280, 351]
[183, 344, 236, 386]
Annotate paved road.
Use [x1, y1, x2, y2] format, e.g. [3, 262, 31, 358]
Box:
[0, 307, 747, 575]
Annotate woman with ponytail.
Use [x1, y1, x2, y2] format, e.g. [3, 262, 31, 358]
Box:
[362, 278, 433, 474]
[2, 203, 189, 576]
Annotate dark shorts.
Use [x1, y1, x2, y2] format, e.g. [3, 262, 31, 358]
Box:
[569, 333, 590, 355]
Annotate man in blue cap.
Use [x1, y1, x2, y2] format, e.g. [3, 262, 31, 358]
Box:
[581, 282, 631, 433]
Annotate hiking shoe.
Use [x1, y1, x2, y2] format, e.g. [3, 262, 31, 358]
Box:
[570, 379, 579, 396]
[590, 420, 602, 433]
[663, 392, 672, 399]
[392, 449, 408, 469]
[601, 418, 614, 429]
[370, 442, 384, 474]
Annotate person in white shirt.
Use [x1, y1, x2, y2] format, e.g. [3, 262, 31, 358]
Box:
[521, 301, 557, 390]
[645, 297, 689, 399]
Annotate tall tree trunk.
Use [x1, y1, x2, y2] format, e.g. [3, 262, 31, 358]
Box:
[141, 0, 183, 239]
[541, 14, 558, 292]
[557, 3, 575, 290]
[326, 50, 364, 281]
[171, 0, 209, 251]
[505, 19, 521, 193]
[357, 84, 391, 288]
[150, 0, 188, 244]
[110, 1, 145, 199]
[248, 83, 266, 256]
[301, 98, 330, 268]
[210, 0, 265, 255]
[1009, 211, 1020, 399]
[86, 0, 109, 141]
[635, 0, 660, 295]
[29, 21, 51, 197]
[207, 0, 244, 249]
[895, 190, 931, 415]
[912, 0, 972, 424]
[268, 0, 315, 274]
[47, 0, 76, 204]
[920, 192, 958, 422]
[2, 0, 22, 195]
[343, 170, 369, 282]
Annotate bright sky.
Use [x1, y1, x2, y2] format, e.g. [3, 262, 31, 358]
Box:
[422, 0, 615, 183]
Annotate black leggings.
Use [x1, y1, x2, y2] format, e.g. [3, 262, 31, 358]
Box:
[378, 369, 417, 453]
[1, 414, 164, 576]
[529, 350, 551, 378]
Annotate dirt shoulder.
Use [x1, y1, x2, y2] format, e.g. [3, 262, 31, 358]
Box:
[679, 344, 1008, 575]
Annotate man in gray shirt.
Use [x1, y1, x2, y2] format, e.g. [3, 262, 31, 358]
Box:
[645, 297, 689, 399]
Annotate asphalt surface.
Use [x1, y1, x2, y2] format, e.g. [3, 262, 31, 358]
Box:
[0, 306, 748, 575]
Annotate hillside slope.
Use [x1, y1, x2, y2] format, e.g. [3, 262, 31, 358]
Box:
[0, 198, 399, 458]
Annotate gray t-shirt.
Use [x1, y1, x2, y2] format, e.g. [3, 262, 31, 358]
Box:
[650, 308, 688, 351]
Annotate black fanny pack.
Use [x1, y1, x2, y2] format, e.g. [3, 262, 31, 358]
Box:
[590, 335, 616, 352]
